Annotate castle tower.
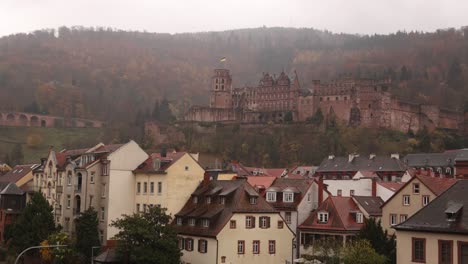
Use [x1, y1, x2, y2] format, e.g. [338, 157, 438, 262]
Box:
[210, 69, 232, 109]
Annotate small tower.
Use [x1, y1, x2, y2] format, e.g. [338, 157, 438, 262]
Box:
[210, 69, 233, 108]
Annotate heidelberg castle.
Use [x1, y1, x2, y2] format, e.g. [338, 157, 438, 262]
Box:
[185, 68, 463, 133]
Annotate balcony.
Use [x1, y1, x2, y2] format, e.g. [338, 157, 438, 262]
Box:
[55, 205, 62, 216]
[74, 185, 82, 193]
[56, 185, 63, 193]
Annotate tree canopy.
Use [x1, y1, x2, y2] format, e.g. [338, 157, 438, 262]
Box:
[75, 207, 101, 262]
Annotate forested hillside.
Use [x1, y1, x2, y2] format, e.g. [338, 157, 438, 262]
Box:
[1, 26, 468, 125]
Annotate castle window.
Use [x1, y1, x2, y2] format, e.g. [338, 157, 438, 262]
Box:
[320, 97, 323, 101]
[368, 104, 371, 108]
[336, 97, 339, 101]
[327, 97, 330, 101]
[221, 85, 224, 90]
[216, 78, 218, 83]
[222, 79, 224, 84]
[216, 85, 218, 90]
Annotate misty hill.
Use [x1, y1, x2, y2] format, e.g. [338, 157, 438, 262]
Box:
[0, 26, 468, 124]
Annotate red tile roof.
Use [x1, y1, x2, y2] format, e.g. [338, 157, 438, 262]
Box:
[0, 164, 39, 184]
[246, 176, 276, 190]
[134, 152, 187, 173]
[266, 178, 314, 211]
[299, 196, 364, 232]
[243, 166, 287, 177]
[377, 182, 405, 192]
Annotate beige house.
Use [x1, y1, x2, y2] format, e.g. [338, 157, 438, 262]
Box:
[35, 141, 148, 244]
[174, 178, 295, 264]
[381, 174, 457, 235]
[0, 164, 39, 188]
[394, 180, 468, 264]
[133, 151, 205, 216]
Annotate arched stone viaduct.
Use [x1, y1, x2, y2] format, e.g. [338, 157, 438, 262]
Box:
[0, 112, 104, 128]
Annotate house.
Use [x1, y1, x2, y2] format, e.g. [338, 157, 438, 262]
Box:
[394, 180, 468, 264]
[298, 196, 365, 257]
[0, 182, 26, 242]
[0, 164, 40, 189]
[174, 178, 295, 264]
[245, 176, 276, 195]
[133, 151, 205, 217]
[352, 196, 384, 220]
[315, 154, 409, 197]
[380, 174, 458, 235]
[288, 166, 316, 178]
[35, 141, 148, 244]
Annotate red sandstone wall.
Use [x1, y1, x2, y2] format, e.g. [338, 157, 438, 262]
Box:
[0, 112, 103, 128]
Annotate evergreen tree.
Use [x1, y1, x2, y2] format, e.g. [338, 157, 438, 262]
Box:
[110, 206, 181, 264]
[75, 207, 100, 262]
[5, 192, 57, 253]
[358, 218, 396, 264]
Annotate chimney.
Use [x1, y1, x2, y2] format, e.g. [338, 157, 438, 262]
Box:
[369, 154, 376, 160]
[203, 171, 211, 187]
[318, 176, 324, 206]
[371, 177, 377, 197]
[391, 153, 399, 159]
[161, 147, 167, 158]
[349, 154, 359, 163]
[328, 155, 335, 160]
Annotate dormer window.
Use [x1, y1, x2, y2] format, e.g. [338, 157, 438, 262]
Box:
[176, 217, 182, 226]
[266, 192, 276, 202]
[206, 196, 211, 204]
[250, 197, 257, 205]
[318, 212, 329, 223]
[188, 218, 196, 226]
[220, 196, 225, 205]
[153, 159, 161, 171]
[356, 213, 363, 223]
[202, 219, 210, 228]
[445, 203, 463, 222]
[193, 196, 198, 204]
[283, 192, 294, 203]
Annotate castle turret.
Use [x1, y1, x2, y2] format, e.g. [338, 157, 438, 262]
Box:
[210, 69, 233, 108]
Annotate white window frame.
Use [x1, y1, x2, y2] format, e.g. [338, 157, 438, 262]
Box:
[101, 183, 106, 198]
[136, 182, 141, 194]
[253, 241, 260, 254]
[266, 192, 277, 202]
[413, 183, 420, 194]
[202, 219, 209, 228]
[400, 214, 407, 223]
[356, 212, 363, 223]
[245, 216, 253, 228]
[237, 241, 244, 254]
[250, 196, 257, 205]
[206, 196, 211, 204]
[189, 218, 196, 226]
[403, 195, 410, 206]
[283, 192, 294, 203]
[318, 212, 328, 223]
[390, 214, 397, 225]
[285, 212, 292, 224]
[176, 217, 182, 225]
[422, 195, 430, 206]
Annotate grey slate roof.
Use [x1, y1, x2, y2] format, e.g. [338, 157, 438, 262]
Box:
[352, 196, 384, 217]
[403, 149, 468, 167]
[394, 180, 468, 234]
[0, 182, 24, 195]
[316, 156, 407, 173]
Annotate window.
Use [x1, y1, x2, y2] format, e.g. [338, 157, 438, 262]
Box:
[198, 239, 207, 253]
[189, 218, 196, 226]
[185, 166, 189, 171]
[136, 204, 140, 212]
[458, 241, 468, 264]
[438, 240, 452, 264]
[136, 182, 141, 194]
[193, 196, 198, 204]
[237, 240, 245, 254]
[245, 216, 255, 228]
[206, 196, 211, 204]
[350, 190, 355, 196]
[67, 171, 72, 185]
[99, 230, 104, 243]
[412, 238, 426, 262]
[403, 195, 410, 206]
[269, 240, 276, 254]
[400, 214, 408, 223]
[337, 189, 342, 196]
[413, 183, 420, 194]
[259, 216, 271, 229]
[150, 182, 154, 194]
[250, 196, 257, 205]
[101, 183, 106, 198]
[67, 195, 71, 208]
[230, 220, 236, 229]
[253, 240, 260, 254]
[283, 192, 294, 203]
[390, 214, 397, 225]
[318, 212, 328, 223]
[266, 192, 277, 202]
[90, 172, 95, 183]
[356, 213, 363, 223]
[278, 220, 284, 229]
[307, 193, 312, 202]
[285, 212, 292, 224]
[158, 182, 162, 194]
[102, 162, 109, 176]
[143, 204, 147, 212]
[202, 219, 210, 228]
[422, 195, 430, 206]
[101, 207, 105, 221]
[185, 238, 194, 251]
[178, 237, 184, 250]
[143, 182, 147, 194]
[176, 217, 182, 225]
[220, 196, 225, 204]
[221, 256, 226, 263]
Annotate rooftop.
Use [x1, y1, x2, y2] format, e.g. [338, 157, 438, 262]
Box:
[316, 155, 407, 173]
[0, 164, 39, 184]
[352, 196, 384, 217]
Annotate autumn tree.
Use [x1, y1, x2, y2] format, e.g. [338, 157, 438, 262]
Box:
[110, 206, 181, 264]
[342, 240, 387, 264]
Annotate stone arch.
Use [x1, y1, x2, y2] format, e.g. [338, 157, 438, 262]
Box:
[6, 113, 15, 123]
[30, 116, 40, 126]
[19, 114, 28, 126]
[41, 119, 47, 127]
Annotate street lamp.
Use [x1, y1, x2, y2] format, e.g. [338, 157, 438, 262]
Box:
[15, 245, 67, 264]
[91, 246, 101, 264]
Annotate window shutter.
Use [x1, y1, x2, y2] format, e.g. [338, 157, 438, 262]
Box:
[252, 216, 256, 228]
[267, 216, 270, 228]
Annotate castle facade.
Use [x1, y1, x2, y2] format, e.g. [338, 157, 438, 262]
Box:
[185, 69, 463, 132]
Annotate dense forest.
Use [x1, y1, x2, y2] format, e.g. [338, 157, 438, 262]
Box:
[1, 26, 468, 125]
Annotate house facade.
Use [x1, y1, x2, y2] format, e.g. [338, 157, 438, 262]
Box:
[174, 179, 295, 264]
[394, 180, 468, 264]
[381, 174, 457, 235]
[133, 151, 205, 217]
[0, 182, 26, 243]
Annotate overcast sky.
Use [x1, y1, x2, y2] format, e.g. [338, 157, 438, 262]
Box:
[1, 0, 468, 37]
